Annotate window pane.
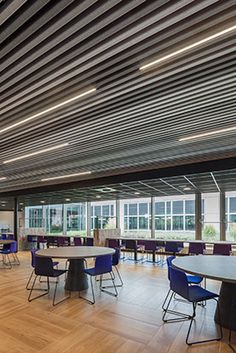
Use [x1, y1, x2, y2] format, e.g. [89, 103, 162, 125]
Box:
[166, 202, 171, 214]
[124, 204, 128, 216]
[230, 198, 236, 213]
[139, 203, 148, 215]
[102, 205, 109, 216]
[124, 217, 128, 230]
[155, 202, 165, 215]
[129, 217, 137, 229]
[166, 216, 171, 230]
[172, 201, 183, 214]
[172, 216, 183, 230]
[230, 215, 236, 222]
[155, 216, 165, 230]
[185, 216, 195, 230]
[185, 200, 195, 214]
[110, 205, 114, 216]
[139, 216, 148, 229]
[94, 206, 101, 217]
[129, 204, 137, 216]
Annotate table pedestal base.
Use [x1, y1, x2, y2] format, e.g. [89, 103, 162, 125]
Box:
[65, 259, 88, 291]
[215, 282, 236, 330]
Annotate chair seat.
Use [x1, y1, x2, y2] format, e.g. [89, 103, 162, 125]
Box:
[187, 275, 203, 284]
[51, 269, 67, 277]
[84, 267, 110, 276]
[188, 285, 218, 302]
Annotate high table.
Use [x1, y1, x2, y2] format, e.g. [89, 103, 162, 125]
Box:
[172, 255, 236, 330]
[36, 246, 115, 292]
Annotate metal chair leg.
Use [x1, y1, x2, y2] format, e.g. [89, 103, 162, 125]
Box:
[26, 269, 35, 290]
[186, 299, 222, 345]
[52, 280, 70, 306]
[28, 275, 49, 302]
[79, 275, 95, 305]
[162, 291, 192, 323]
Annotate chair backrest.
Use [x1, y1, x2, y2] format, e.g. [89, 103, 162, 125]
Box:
[165, 241, 179, 253]
[35, 256, 54, 276]
[169, 266, 189, 300]
[213, 243, 232, 256]
[57, 237, 69, 246]
[156, 240, 165, 247]
[144, 240, 157, 251]
[85, 237, 94, 246]
[108, 239, 120, 248]
[166, 256, 175, 280]
[125, 239, 137, 250]
[74, 237, 82, 246]
[1, 234, 7, 240]
[8, 234, 14, 240]
[112, 248, 120, 266]
[95, 255, 112, 273]
[37, 236, 46, 243]
[31, 249, 37, 268]
[10, 241, 17, 253]
[189, 242, 205, 255]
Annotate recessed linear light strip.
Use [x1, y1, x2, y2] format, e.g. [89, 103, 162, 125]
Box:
[3, 143, 69, 164]
[179, 126, 236, 141]
[140, 26, 236, 70]
[0, 88, 96, 134]
[0, 177, 6, 181]
[41, 171, 92, 182]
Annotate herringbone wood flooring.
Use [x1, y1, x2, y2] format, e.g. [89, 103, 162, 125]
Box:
[0, 251, 234, 353]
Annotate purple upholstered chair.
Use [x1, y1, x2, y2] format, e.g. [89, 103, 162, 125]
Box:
[188, 242, 205, 255]
[213, 243, 232, 256]
[74, 237, 82, 246]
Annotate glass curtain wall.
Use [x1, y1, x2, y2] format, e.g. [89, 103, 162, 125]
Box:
[91, 201, 116, 230]
[226, 193, 236, 241]
[201, 193, 220, 241]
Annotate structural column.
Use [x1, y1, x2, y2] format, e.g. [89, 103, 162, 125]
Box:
[116, 199, 120, 229]
[86, 202, 91, 237]
[62, 204, 67, 234]
[151, 196, 155, 239]
[195, 192, 202, 240]
[220, 192, 226, 241]
[14, 197, 18, 241]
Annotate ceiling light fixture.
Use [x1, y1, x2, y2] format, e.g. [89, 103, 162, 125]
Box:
[3, 143, 69, 164]
[0, 88, 96, 134]
[0, 177, 7, 181]
[179, 126, 236, 141]
[134, 192, 140, 195]
[41, 171, 92, 182]
[65, 198, 71, 202]
[140, 26, 236, 70]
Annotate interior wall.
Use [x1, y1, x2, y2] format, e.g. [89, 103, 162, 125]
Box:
[0, 211, 14, 232]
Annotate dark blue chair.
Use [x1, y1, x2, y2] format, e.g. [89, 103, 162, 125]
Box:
[81, 255, 118, 304]
[28, 256, 69, 306]
[9, 241, 20, 265]
[1, 234, 7, 240]
[162, 256, 203, 311]
[0, 243, 13, 268]
[84, 237, 94, 246]
[100, 248, 123, 288]
[213, 243, 232, 256]
[162, 266, 222, 345]
[26, 249, 59, 290]
[165, 241, 183, 255]
[74, 237, 82, 246]
[188, 242, 205, 255]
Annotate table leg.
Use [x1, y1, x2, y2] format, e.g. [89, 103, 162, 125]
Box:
[65, 259, 88, 292]
[215, 281, 236, 330]
[152, 251, 155, 263]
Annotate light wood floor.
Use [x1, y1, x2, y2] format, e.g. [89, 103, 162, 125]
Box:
[0, 251, 234, 353]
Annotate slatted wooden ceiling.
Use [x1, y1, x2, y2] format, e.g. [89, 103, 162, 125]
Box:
[0, 0, 235, 195]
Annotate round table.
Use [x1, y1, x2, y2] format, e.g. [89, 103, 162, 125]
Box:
[172, 255, 236, 330]
[36, 246, 115, 292]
